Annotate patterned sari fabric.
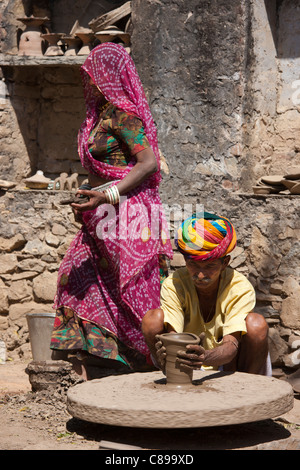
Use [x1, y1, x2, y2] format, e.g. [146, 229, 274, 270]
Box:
[51, 43, 173, 368]
[88, 103, 150, 167]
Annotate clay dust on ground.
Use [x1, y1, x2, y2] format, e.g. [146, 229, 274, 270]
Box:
[1, 360, 300, 451]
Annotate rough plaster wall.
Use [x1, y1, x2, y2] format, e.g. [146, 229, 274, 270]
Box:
[132, 0, 250, 203]
[130, 0, 300, 373]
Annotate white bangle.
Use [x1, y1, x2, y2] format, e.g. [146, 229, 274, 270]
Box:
[104, 185, 120, 205]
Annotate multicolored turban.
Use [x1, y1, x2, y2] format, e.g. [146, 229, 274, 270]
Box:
[175, 212, 237, 261]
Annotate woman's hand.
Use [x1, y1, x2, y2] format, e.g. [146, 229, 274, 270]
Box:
[71, 189, 107, 213]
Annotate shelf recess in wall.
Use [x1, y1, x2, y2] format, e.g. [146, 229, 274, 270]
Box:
[0, 54, 86, 66]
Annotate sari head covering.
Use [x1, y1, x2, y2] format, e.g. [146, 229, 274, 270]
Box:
[78, 42, 161, 185]
[175, 212, 237, 261]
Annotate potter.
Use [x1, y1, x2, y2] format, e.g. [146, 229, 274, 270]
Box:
[142, 212, 271, 377]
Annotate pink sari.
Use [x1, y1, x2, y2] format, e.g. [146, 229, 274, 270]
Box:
[53, 43, 172, 357]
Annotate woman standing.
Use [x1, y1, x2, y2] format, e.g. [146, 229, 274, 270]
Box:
[50, 43, 172, 378]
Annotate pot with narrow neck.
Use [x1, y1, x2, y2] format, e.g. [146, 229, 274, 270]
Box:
[158, 333, 200, 385]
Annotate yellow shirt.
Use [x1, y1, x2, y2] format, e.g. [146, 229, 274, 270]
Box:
[160, 267, 256, 354]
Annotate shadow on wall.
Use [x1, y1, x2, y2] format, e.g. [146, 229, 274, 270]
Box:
[265, 0, 300, 59]
[2, 65, 86, 180]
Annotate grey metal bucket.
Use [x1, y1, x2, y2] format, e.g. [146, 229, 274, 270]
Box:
[26, 312, 55, 361]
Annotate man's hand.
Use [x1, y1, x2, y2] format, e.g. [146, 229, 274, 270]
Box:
[154, 332, 206, 372]
[176, 344, 206, 370]
[154, 334, 167, 372]
[176, 332, 206, 371]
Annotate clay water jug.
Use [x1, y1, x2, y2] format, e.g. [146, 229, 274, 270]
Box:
[158, 332, 200, 385]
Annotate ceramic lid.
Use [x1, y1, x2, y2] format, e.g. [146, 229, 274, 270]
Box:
[25, 170, 51, 183]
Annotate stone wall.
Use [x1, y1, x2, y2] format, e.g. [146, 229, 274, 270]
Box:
[0, 190, 79, 359]
[131, 0, 249, 200]
[0, 189, 299, 376]
[0, 0, 299, 375]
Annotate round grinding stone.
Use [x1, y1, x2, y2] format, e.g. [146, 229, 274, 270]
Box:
[67, 370, 294, 428]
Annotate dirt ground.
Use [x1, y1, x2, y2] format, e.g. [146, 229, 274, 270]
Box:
[1, 360, 300, 451]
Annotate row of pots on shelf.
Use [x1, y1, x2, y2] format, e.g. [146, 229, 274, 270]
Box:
[17, 16, 131, 57]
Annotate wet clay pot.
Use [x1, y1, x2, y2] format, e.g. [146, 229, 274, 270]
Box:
[158, 333, 200, 385]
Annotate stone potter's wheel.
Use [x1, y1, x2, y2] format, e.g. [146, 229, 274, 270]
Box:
[67, 370, 294, 428]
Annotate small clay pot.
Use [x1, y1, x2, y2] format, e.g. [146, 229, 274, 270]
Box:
[75, 30, 95, 55]
[157, 333, 200, 385]
[41, 33, 64, 56]
[63, 36, 81, 56]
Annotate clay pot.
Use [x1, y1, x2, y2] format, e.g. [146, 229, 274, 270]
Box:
[95, 25, 130, 46]
[41, 33, 64, 56]
[17, 16, 49, 56]
[290, 182, 300, 194]
[63, 36, 81, 56]
[157, 333, 200, 385]
[75, 29, 95, 55]
[252, 186, 272, 195]
[284, 169, 300, 180]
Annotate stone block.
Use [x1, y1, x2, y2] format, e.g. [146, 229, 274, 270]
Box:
[51, 223, 67, 236]
[11, 271, 39, 281]
[0, 314, 8, 330]
[0, 254, 18, 274]
[18, 258, 46, 273]
[23, 239, 50, 256]
[170, 253, 186, 268]
[270, 282, 283, 295]
[281, 291, 300, 330]
[268, 327, 289, 366]
[9, 301, 54, 324]
[0, 278, 9, 314]
[45, 231, 60, 248]
[8, 279, 32, 303]
[0, 233, 26, 252]
[32, 271, 58, 302]
[282, 277, 300, 297]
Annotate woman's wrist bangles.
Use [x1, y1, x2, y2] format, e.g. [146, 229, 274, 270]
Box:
[104, 185, 120, 205]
